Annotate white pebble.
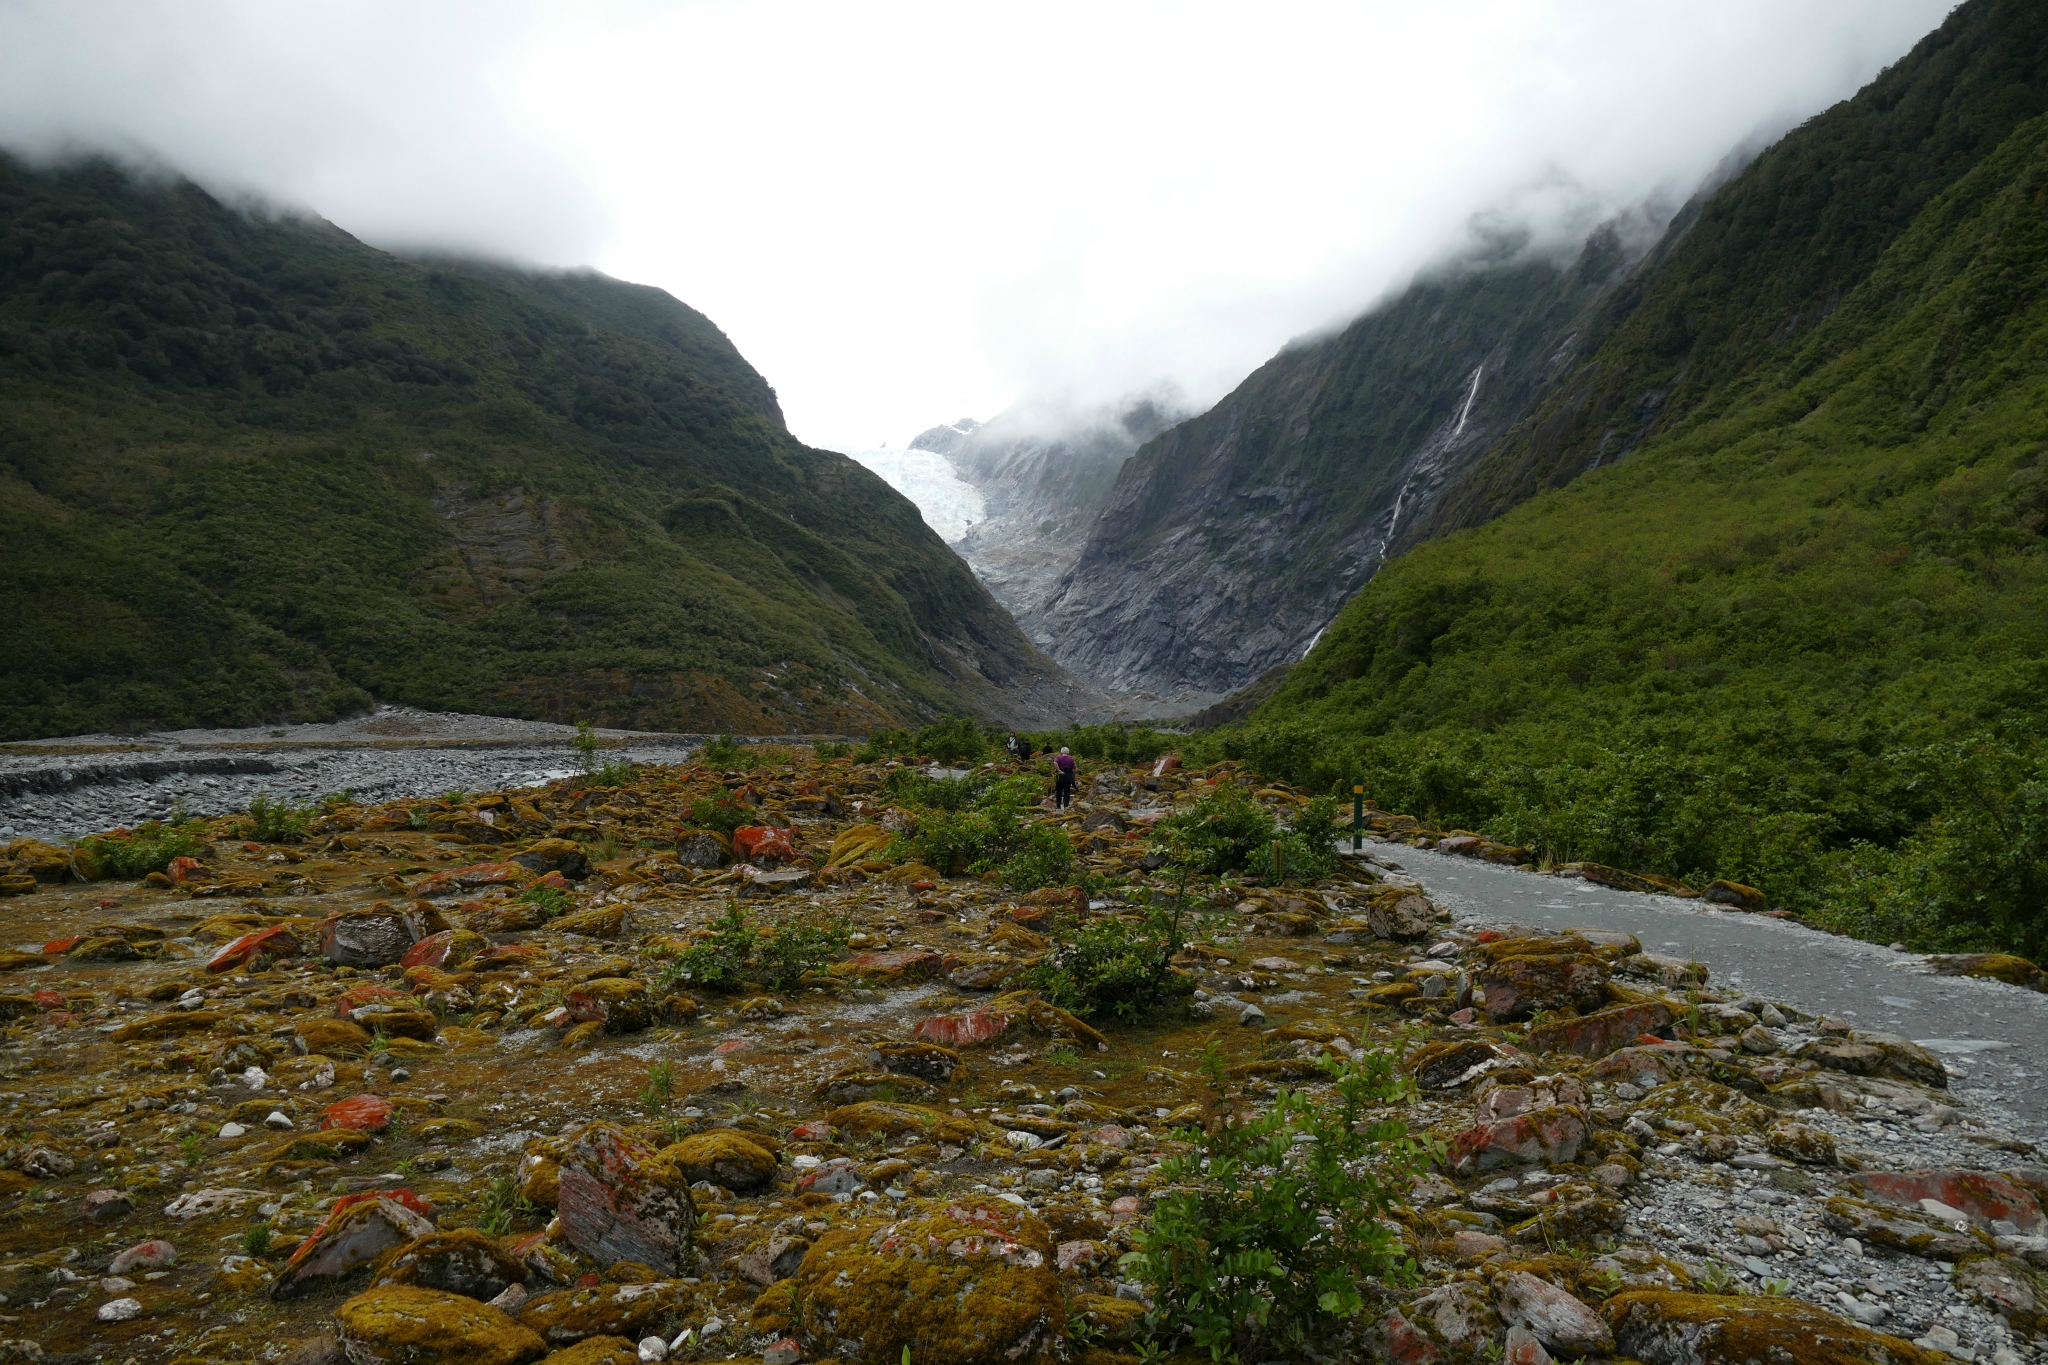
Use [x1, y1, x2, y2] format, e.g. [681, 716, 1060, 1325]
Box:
[98, 1297, 142, 1321]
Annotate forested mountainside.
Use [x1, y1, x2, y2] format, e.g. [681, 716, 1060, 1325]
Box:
[0, 155, 1084, 740]
[1222, 2, 2048, 955]
[914, 400, 1179, 653]
[1423, 0, 2048, 537]
[1038, 221, 1659, 698]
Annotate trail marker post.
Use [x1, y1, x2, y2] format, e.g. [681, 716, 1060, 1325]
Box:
[1353, 784, 1364, 851]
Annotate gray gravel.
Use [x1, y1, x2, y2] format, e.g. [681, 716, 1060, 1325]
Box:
[1375, 838, 2048, 1140]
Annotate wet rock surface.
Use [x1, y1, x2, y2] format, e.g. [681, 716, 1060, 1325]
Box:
[0, 749, 2045, 1363]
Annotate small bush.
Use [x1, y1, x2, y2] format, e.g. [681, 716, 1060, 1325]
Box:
[590, 759, 639, 787]
[686, 793, 751, 837]
[1000, 823, 1079, 891]
[855, 728, 913, 763]
[1152, 784, 1277, 875]
[1019, 894, 1193, 1021]
[516, 883, 574, 916]
[814, 741, 852, 761]
[244, 789, 313, 843]
[1281, 796, 1344, 881]
[319, 789, 354, 810]
[79, 819, 209, 879]
[655, 902, 849, 993]
[700, 734, 745, 768]
[915, 715, 989, 766]
[1125, 1049, 1431, 1360]
[571, 719, 604, 774]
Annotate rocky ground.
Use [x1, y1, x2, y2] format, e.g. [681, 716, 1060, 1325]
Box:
[0, 750, 2042, 1364]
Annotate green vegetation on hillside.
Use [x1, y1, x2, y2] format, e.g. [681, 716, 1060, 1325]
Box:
[0, 156, 1054, 739]
[1209, 105, 2048, 955]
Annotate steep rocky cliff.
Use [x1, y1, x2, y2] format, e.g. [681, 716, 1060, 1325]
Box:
[1035, 221, 1664, 698]
[913, 400, 1180, 649]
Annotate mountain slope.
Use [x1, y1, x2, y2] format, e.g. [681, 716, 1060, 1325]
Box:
[1219, 102, 2048, 954]
[1037, 220, 1660, 698]
[0, 155, 1086, 739]
[1422, 0, 2048, 538]
[915, 400, 1180, 652]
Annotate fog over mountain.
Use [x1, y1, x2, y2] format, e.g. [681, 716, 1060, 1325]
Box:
[0, 1, 1955, 452]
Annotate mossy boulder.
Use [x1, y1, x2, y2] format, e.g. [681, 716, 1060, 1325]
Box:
[535, 1339, 639, 1365]
[827, 1101, 979, 1144]
[372, 1229, 527, 1302]
[295, 1017, 374, 1056]
[793, 1201, 1065, 1365]
[517, 1280, 698, 1346]
[1475, 953, 1609, 1022]
[1925, 952, 2045, 990]
[1603, 1290, 1948, 1365]
[334, 1285, 546, 1365]
[662, 1131, 778, 1193]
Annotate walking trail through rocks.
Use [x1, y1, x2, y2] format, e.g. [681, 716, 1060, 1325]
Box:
[0, 736, 2043, 1364]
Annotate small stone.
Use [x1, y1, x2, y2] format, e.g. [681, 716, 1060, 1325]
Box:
[1494, 1270, 1612, 1356]
[266, 1111, 295, 1129]
[638, 1334, 670, 1361]
[763, 1339, 802, 1365]
[1238, 1004, 1266, 1026]
[98, 1296, 142, 1322]
[1453, 1229, 1506, 1260]
[1739, 1023, 1779, 1054]
[218, 1122, 247, 1138]
[1503, 1323, 1552, 1365]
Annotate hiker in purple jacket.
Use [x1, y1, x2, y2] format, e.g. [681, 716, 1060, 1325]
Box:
[1053, 747, 1077, 809]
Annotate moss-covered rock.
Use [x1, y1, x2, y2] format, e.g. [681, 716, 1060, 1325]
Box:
[827, 1101, 980, 1144]
[555, 1122, 699, 1275]
[662, 1130, 777, 1192]
[793, 1200, 1065, 1365]
[372, 1229, 527, 1302]
[1603, 1290, 1948, 1365]
[518, 1280, 698, 1346]
[535, 1338, 639, 1365]
[334, 1285, 547, 1365]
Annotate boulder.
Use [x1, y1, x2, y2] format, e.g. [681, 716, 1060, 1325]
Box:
[1847, 1169, 2045, 1234]
[1799, 1033, 1947, 1089]
[662, 1131, 777, 1193]
[1446, 1105, 1588, 1173]
[511, 839, 590, 879]
[1923, 953, 2044, 990]
[296, 1017, 374, 1056]
[207, 924, 301, 974]
[1764, 1122, 1837, 1166]
[1702, 879, 1767, 911]
[843, 950, 952, 983]
[733, 826, 797, 864]
[736, 1234, 811, 1287]
[1476, 953, 1608, 1022]
[875, 1042, 967, 1084]
[565, 979, 695, 1033]
[374, 1229, 528, 1302]
[673, 832, 729, 867]
[530, 1339, 636, 1365]
[1372, 1280, 1499, 1362]
[1820, 1197, 1993, 1261]
[323, 1095, 396, 1132]
[552, 906, 627, 939]
[273, 1194, 437, 1298]
[556, 1123, 699, 1276]
[792, 1201, 1064, 1365]
[826, 1102, 978, 1145]
[1603, 1290, 1947, 1365]
[518, 1280, 697, 1346]
[335, 1285, 545, 1365]
[321, 907, 424, 967]
[1495, 1271, 1612, 1356]
[401, 930, 488, 971]
[1406, 1039, 1510, 1090]
[1954, 1256, 2044, 1333]
[912, 992, 1109, 1053]
[1525, 1002, 1674, 1059]
[1368, 893, 1438, 940]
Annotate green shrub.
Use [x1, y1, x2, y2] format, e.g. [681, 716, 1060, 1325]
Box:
[700, 734, 745, 768]
[1126, 1049, 1430, 1361]
[655, 902, 849, 993]
[589, 759, 640, 787]
[1031, 725, 1173, 765]
[79, 818, 209, 878]
[914, 715, 989, 766]
[1019, 893, 1193, 1021]
[814, 741, 852, 761]
[571, 720, 604, 774]
[855, 729, 913, 763]
[244, 789, 312, 844]
[515, 883, 574, 916]
[1000, 823, 1078, 892]
[1151, 784, 1277, 875]
[686, 793, 751, 837]
[880, 767, 1000, 811]
[893, 804, 1018, 877]
[1281, 796, 1343, 881]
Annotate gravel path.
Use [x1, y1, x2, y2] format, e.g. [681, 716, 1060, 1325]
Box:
[1378, 838, 2048, 1140]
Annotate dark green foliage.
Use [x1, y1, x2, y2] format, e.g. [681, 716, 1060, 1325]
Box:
[997, 823, 1079, 892]
[684, 793, 751, 837]
[878, 766, 1003, 811]
[1019, 889, 1194, 1021]
[588, 760, 640, 787]
[1125, 1049, 1428, 1362]
[883, 770, 1076, 889]
[812, 741, 851, 761]
[0, 154, 1053, 739]
[699, 735, 745, 768]
[1220, 103, 2048, 953]
[79, 818, 208, 878]
[1281, 796, 1343, 882]
[914, 715, 989, 765]
[243, 789, 311, 844]
[1151, 784, 1277, 876]
[1028, 725, 1174, 765]
[655, 901, 848, 993]
[854, 729, 911, 763]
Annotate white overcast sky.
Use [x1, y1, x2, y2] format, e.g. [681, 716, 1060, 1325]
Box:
[0, 0, 1955, 452]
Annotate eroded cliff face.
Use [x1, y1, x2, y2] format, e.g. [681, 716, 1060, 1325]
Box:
[915, 402, 1181, 651]
[1034, 223, 1663, 698]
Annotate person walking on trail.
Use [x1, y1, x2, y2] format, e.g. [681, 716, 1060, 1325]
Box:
[1006, 733, 1020, 762]
[1053, 746, 1077, 809]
